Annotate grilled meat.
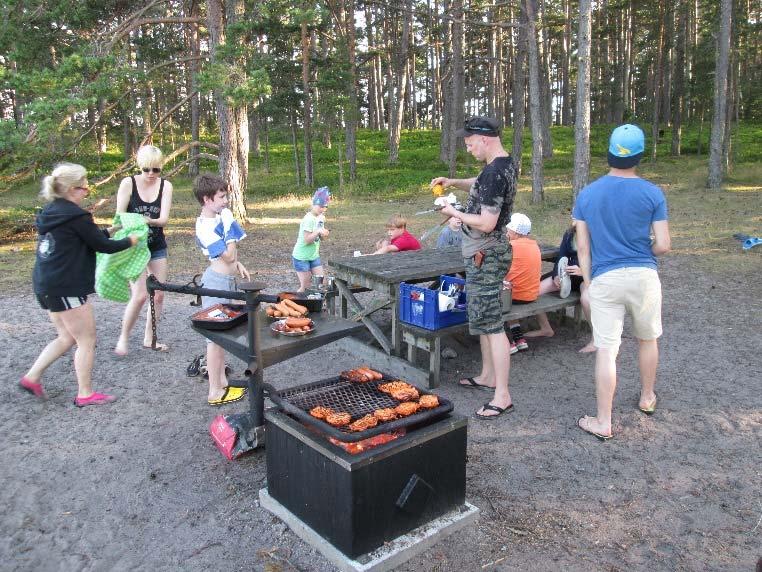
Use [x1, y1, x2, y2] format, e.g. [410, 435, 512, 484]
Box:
[325, 412, 352, 427]
[390, 387, 420, 402]
[348, 414, 379, 432]
[395, 401, 421, 416]
[418, 394, 440, 409]
[309, 406, 334, 419]
[372, 408, 398, 422]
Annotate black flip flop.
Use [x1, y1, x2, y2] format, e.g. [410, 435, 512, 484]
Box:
[474, 402, 514, 420]
[577, 416, 613, 441]
[458, 377, 494, 391]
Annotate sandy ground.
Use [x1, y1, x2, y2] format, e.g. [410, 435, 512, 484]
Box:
[1, 254, 760, 572]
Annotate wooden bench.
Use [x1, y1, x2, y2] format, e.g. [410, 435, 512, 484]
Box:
[400, 292, 582, 388]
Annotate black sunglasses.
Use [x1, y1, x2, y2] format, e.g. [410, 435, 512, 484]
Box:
[142, 167, 162, 174]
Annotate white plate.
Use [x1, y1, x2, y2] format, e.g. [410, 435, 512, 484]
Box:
[270, 319, 315, 336]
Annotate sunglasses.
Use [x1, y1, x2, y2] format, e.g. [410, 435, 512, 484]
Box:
[142, 167, 162, 174]
[74, 186, 91, 193]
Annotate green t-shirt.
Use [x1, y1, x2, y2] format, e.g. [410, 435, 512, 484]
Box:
[292, 212, 321, 261]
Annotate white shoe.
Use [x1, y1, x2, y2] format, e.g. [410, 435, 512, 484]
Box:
[558, 256, 572, 299]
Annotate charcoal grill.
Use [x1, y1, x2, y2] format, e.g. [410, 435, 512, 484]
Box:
[266, 376, 453, 442]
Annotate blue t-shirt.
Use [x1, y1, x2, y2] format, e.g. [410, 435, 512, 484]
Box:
[572, 175, 667, 279]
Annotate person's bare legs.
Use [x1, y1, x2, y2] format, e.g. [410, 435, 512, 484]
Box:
[206, 342, 228, 401]
[476, 331, 512, 416]
[459, 335, 496, 387]
[637, 338, 658, 410]
[115, 270, 149, 355]
[57, 303, 98, 398]
[296, 270, 312, 292]
[578, 284, 597, 353]
[579, 345, 618, 437]
[142, 257, 168, 349]
[525, 277, 558, 338]
[25, 311, 76, 382]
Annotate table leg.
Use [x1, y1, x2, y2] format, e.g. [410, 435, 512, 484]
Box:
[335, 279, 392, 354]
[429, 336, 441, 389]
[390, 283, 402, 356]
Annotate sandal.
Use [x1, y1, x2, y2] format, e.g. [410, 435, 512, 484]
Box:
[19, 377, 47, 399]
[474, 402, 514, 420]
[639, 392, 658, 415]
[458, 377, 494, 391]
[74, 392, 117, 408]
[577, 415, 612, 441]
[208, 386, 247, 406]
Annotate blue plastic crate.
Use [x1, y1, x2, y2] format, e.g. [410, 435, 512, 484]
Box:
[399, 275, 467, 330]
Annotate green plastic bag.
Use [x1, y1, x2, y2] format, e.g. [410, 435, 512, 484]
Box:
[95, 212, 150, 302]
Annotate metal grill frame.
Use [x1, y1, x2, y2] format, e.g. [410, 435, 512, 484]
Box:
[268, 375, 453, 442]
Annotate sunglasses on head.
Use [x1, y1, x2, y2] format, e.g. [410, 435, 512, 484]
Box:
[142, 167, 162, 174]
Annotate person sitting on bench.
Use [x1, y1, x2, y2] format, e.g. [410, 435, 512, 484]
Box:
[523, 218, 595, 353]
[502, 213, 540, 353]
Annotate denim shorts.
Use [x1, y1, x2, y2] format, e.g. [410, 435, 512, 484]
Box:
[200, 267, 237, 310]
[150, 248, 168, 261]
[293, 256, 322, 272]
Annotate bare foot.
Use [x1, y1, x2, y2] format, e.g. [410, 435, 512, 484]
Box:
[114, 340, 128, 357]
[578, 341, 597, 353]
[524, 328, 554, 339]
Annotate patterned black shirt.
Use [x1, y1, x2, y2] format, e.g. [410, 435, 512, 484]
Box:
[461, 155, 517, 257]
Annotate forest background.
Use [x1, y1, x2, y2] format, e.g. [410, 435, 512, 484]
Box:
[0, 0, 760, 277]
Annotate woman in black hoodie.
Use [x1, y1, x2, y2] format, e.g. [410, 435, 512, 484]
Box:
[21, 163, 138, 407]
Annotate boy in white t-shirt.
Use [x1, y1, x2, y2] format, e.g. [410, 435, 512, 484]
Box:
[194, 173, 250, 406]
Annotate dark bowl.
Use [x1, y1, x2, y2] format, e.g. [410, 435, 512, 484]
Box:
[277, 292, 323, 313]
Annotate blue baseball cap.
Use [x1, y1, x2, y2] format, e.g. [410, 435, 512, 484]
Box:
[607, 124, 644, 168]
[312, 186, 331, 206]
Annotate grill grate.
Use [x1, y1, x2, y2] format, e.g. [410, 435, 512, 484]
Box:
[269, 375, 453, 443]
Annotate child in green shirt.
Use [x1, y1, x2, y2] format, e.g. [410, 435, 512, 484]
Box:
[292, 187, 331, 292]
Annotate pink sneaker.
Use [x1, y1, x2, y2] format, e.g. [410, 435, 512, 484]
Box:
[509, 341, 519, 355]
[74, 392, 117, 408]
[20, 377, 47, 399]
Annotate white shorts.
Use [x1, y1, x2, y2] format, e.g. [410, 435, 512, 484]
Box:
[589, 267, 662, 349]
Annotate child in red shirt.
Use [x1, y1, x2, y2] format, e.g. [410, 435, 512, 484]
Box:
[503, 213, 540, 353]
[372, 214, 421, 254]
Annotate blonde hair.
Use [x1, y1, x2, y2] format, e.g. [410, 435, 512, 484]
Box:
[386, 214, 407, 229]
[136, 145, 164, 169]
[40, 163, 87, 202]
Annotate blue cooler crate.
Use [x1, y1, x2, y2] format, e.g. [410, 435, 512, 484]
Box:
[399, 275, 467, 330]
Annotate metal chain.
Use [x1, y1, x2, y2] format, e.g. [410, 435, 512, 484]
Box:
[149, 285, 158, 350]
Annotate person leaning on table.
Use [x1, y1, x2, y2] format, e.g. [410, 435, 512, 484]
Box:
[573, 124, 671, 441]
[20, 163, 139, 407]
[431, 116, 517, 421]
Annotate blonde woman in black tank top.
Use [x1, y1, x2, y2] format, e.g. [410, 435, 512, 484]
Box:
[114, 145, 174, 356]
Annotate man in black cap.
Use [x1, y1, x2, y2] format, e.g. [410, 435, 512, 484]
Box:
[432, 116, 517, 420]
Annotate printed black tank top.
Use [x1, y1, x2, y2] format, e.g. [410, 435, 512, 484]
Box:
[128, 176, 167, 252]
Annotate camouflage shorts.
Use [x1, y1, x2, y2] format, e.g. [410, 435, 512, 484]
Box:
[464, 243, 511, 335]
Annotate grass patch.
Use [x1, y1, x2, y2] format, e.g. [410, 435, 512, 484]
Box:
[1, 124, 760, 291]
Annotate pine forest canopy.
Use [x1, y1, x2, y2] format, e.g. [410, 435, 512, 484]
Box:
[1, 0, 759, 205]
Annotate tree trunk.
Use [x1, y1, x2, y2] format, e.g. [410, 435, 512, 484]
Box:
[301, 15, 314, 187]
[524, 0, 544, 204]
[651, 4, 665, 162]
[388, 0, 412, 164]
[572, 0, 592, 199]
[343, 0, 358, 180]
[533, 0, 552, 158]
[671, 0, 686, 155]
[290, 110, 302, 186]
[447, 0, 465, 177]
[208, 0, 248, 221]
[186, 0, 200, 176]
[511, 0, 528, 175]
[707, 0, 732, 190]
[365, 3, 379, 130]
[561, 0, 572, 125]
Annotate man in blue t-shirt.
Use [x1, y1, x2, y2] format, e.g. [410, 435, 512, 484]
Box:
[572, 124, 671, 441]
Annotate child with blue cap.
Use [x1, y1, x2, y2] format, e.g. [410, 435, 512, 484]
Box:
[292, 187, 331, 292]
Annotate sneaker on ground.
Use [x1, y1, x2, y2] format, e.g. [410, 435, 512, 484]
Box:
[509, 341, 519, 355]
[558, 256, 572, 299]
[514, 336, 529, 351]
[74, 392, 117, 407]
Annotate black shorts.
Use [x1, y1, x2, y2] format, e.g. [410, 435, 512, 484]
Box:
[36, 294, 88, 313]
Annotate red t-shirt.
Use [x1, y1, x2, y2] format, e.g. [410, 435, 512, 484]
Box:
[391, 230, 421, 252]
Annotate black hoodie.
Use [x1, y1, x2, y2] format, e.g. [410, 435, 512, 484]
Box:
[33, 198, 132, 297]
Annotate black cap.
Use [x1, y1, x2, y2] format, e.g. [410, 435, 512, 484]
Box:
[455, 116, 501, 137]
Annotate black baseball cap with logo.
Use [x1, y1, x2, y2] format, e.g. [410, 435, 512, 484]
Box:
[455, 116, 501, 137]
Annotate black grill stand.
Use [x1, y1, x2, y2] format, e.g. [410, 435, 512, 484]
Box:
[147, 275, 275, 452]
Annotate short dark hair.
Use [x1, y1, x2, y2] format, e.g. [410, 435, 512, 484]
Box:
[193, 173, 227, 205]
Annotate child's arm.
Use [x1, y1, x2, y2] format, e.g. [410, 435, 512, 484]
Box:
[372, 243, 399, 255]
[219, 241, 250, 279]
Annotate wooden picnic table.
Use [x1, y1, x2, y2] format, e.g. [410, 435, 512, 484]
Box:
[327, 245, 559, 357]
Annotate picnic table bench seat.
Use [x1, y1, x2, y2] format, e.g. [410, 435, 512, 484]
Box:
[401, 291, 582, 388]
